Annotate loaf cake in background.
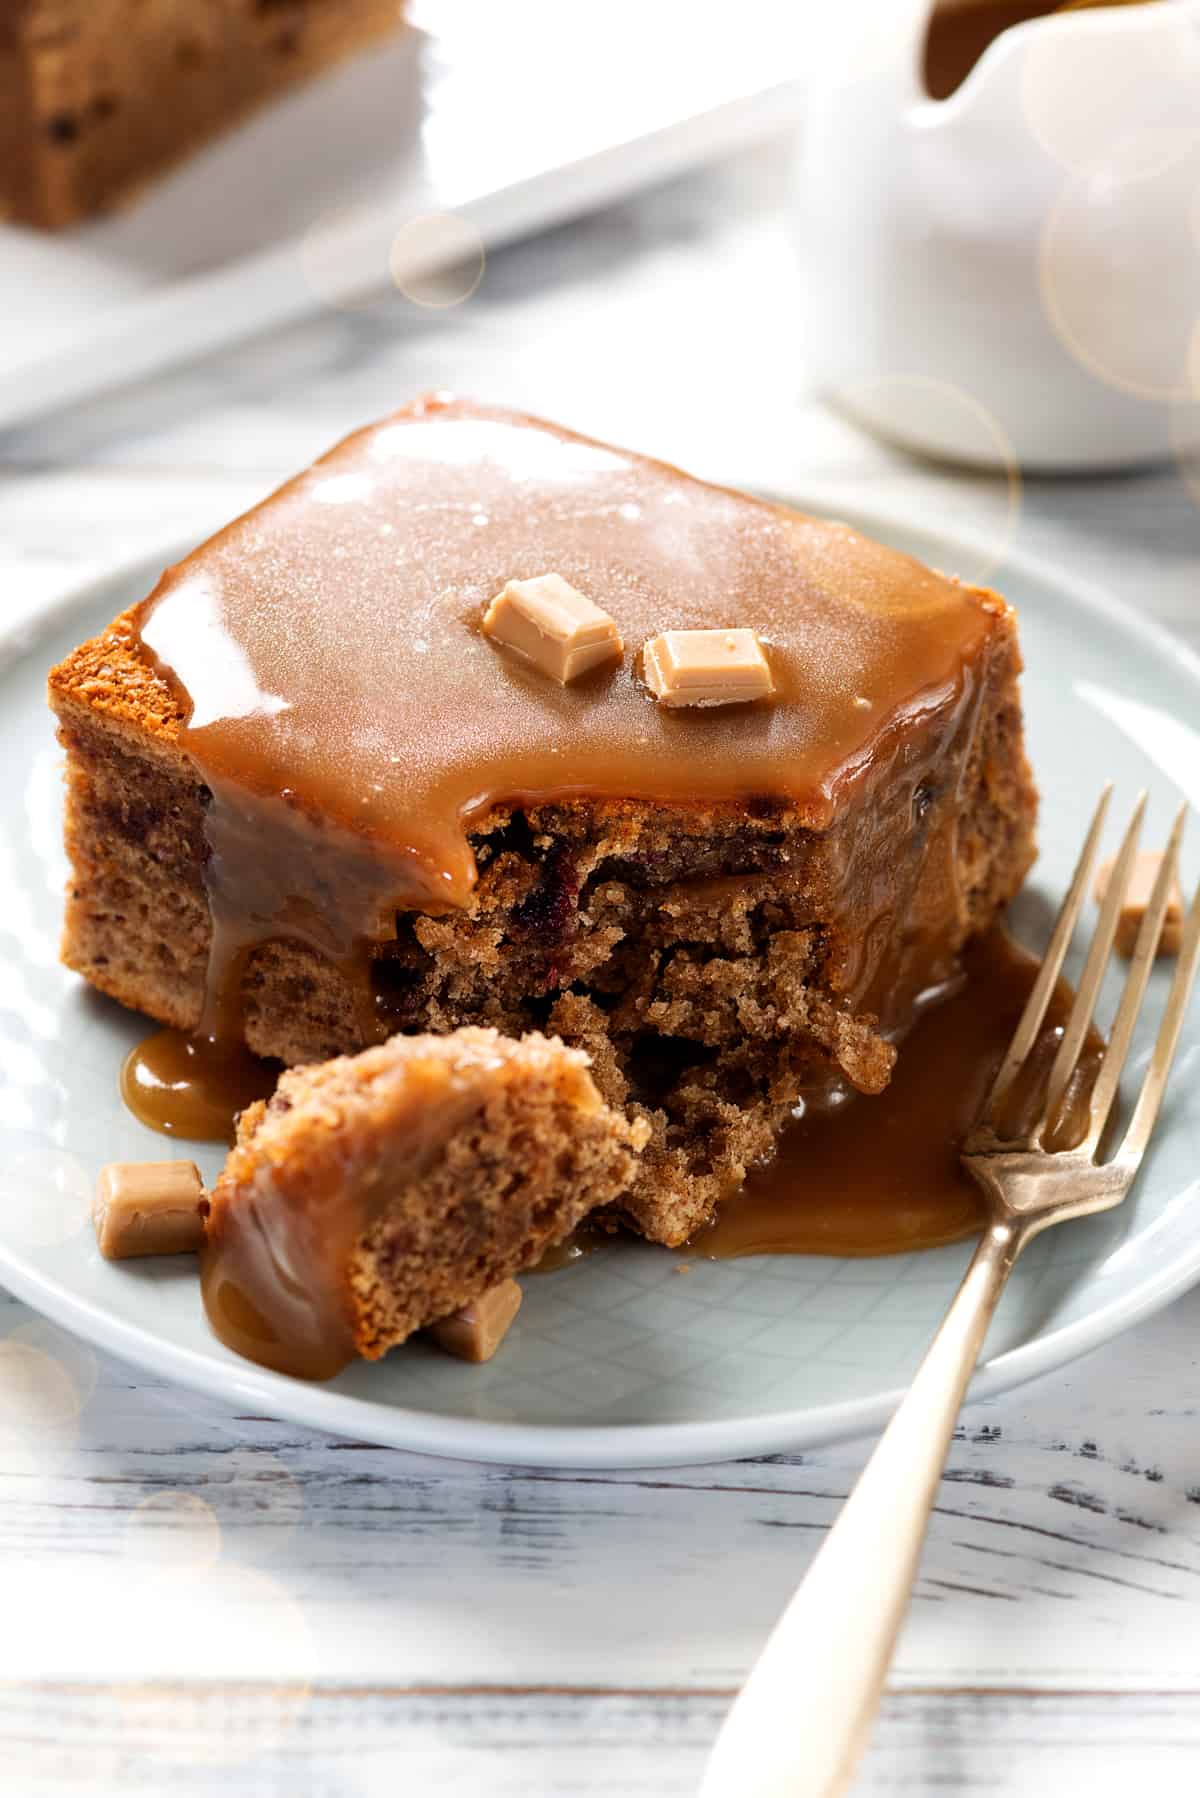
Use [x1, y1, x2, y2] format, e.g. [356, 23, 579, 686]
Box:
[48, 395, 1038, 1250]
[0, 0, 405, 229]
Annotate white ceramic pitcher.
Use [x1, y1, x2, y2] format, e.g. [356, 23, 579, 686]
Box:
[799, 0, 1200, 470]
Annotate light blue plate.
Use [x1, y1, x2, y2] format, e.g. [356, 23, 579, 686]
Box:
[2, 511, 1197, 1468]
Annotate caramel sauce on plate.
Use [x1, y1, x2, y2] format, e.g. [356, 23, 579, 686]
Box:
[99, 398, 1047, 1381]
[696, 929, 1100, 1260]
[530, 1223, 605, 1274]
[145, 928, 1101, 1381]
[121, 1027, 278, 1145]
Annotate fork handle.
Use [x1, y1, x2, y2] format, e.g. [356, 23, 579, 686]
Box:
[699, 1218, 1025, 1798]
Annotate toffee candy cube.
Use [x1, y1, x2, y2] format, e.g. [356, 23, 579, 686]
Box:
[93, 1160, 207, 1259]
[429, 1278, 523, 1363]
[1095, 849, 1185, 957]
[482, 573, 623, 683]
[642, 628, 774, 708]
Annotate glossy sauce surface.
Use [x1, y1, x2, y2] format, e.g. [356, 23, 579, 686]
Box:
[696, 929, 1100, 1259]
[121, 1028, 279, 1145]
[132, 395, 1000, 920]
[189, 930, 1096, 1381]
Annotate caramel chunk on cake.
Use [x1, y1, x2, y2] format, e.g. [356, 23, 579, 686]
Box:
[49, 395, 1038, 1250]
[202, 1029, 645, 1379]
[1, 1, 405, 230]
[483, 574, 623, 683]
[642, 627, 775, 708]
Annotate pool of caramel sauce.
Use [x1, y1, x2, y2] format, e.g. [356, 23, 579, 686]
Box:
[121, 927, 1097, 1279]
[121, 1028, 278, 1144]
[694, 927, 1097, 1260]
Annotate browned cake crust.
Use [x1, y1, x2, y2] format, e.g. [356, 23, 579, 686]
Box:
[204, 1028, 647, 1377]
[49, 598, 1037, 1248]
[0, 0, 404, 229]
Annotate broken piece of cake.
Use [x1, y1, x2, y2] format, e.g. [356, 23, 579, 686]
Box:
[49, 394, 1038, 1264]
[201, 1027, 646, 1378]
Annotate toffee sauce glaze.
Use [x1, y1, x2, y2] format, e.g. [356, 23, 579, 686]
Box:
[112, 397, 1029, 1371]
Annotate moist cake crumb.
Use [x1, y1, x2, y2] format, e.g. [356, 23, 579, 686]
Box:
[201, 1027, 647, 1377]
[48, 397, 1039, 1252]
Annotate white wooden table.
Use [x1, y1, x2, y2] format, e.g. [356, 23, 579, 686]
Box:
[3, 143, 1200, 1797]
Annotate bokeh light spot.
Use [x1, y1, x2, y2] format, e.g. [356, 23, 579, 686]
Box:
[389, 212, 485, 309]
[8, 1318, 98, 1410]
[1019, 19, 1196, 177]
[1039, 128, 1200, 403]
[831, 374, 1022, 584]
[125, 1490, 222, 1572]
[0, 1145, 91, 1250]
[0, 1341, 82, 1474]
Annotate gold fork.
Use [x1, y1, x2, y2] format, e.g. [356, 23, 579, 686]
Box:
[699, 787, 1200, 1798]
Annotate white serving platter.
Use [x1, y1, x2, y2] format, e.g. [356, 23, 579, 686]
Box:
[2, 500, 1198, 1469]
[0, 0, 810, 433]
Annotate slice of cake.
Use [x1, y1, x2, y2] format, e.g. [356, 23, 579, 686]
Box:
[202, 1027, 646, 1379]
[0, 0, 404, 230]
[48, 395, 1038, 1246]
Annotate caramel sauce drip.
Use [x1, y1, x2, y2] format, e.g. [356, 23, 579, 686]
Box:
[120, 918, 281, 1145]
[121, 1028, 277, 1145]
[110, 397, 1031, 1358]
[118, 396, 1004, 1118]
[530, 1223, 605, 1274]
[131, 395, 999, 914]
[196, 930, 1102, 1383]
[697, 928, 1101, 1259]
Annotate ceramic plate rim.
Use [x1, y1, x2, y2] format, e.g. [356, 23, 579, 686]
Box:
[4, 510, 1199, 1470]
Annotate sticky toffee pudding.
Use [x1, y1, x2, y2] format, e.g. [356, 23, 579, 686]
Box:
[48, 396, 1039, 1374]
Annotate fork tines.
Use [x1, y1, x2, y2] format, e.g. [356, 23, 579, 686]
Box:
[982, 787, 1200, 1163]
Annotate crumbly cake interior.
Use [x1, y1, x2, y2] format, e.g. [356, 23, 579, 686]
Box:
[1, 0, 403, 229]
[204, 1028, 646, 1377]
[52, 625, 1033, 1247]
[48, 398, 1038, 1253]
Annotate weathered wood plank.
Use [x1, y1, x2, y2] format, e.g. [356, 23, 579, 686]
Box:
[3, 1293, 1200, 1693]
[7, 1684, 1200, 1796]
